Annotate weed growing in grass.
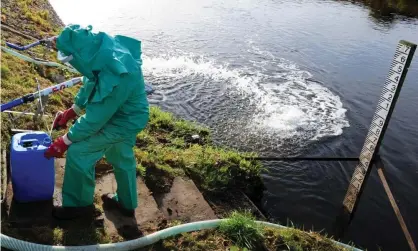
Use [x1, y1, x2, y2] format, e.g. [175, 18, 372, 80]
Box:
[263, 227, 348, 251]
[1, 65, 11, 79]
[137, 163, 146, 177]
[52, 228, 64, 245]
[161, 229, 232, 251]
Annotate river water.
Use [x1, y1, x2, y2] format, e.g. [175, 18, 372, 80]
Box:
[49, 0, 418, 250]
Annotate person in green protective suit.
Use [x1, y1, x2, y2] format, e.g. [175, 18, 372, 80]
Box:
[44, 24, 149, 220]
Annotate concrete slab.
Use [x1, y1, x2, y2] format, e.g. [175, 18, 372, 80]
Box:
[155, 177, 217, 222]
[95, 173, 166, 239]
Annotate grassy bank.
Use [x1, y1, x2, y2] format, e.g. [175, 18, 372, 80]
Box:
[136, 106, 264, 197]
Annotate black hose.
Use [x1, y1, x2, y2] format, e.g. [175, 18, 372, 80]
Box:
[245, 157, 359, 161]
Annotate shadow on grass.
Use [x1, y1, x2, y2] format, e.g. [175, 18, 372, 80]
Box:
[2, 197, 109, 247]
[101, 201, 143, 241]
[58, 221, 109, 246]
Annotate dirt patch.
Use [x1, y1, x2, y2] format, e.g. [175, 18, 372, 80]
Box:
[144, 164, 174, 194]
[154, 177, 217, 222]
[204, 189, 267, 220]
[95, 158, 114, 178]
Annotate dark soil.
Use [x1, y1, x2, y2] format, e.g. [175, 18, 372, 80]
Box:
[144, 164, 174, 194]
[204, 189, 267, 220]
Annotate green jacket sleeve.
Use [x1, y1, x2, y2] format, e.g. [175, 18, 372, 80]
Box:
[67, 81, 131, 143]
[74, 76, 93, 110]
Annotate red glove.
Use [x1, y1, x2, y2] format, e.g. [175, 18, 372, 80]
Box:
[44, 135, 71, 159]
[53, 108, 77, 130]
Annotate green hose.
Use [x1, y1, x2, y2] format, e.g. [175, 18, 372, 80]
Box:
[1, 46, 79, 73]
[1, 219, 362, 251]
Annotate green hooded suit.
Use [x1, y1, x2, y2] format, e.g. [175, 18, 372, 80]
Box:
[56, 25, 149, 209]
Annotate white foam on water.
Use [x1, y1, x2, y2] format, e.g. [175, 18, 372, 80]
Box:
[142, 49, 349, 142]
[142, 52, 259, 93]
[254, 78, 348, 140]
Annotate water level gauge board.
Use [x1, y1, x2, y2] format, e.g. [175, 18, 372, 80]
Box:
[342, 40, 416, 214]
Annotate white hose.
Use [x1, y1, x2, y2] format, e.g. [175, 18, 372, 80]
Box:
[1, 46, 78, 73]
[48, 112, 62, 138]
[0, 219, 362, 251]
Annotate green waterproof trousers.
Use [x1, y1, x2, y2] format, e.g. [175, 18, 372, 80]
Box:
[62, 132, 142, 210]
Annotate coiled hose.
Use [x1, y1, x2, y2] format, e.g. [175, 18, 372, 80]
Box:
[1, 219, 362, 251]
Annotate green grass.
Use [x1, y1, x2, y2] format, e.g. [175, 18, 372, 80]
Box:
[264, 227, 347, 251]
[1, 65, 11, 79]
[52, 228, 64, 244]
[148, 106, 211, 140]
[219, 211, 264, 250]
[160, 230, 231, 251]
[16, 0, 53, 31]
[2, 0, 62, 36]
[137, 163, 147, 177]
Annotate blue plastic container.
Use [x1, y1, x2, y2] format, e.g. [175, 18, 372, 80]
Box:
[10, 131, 55, 202]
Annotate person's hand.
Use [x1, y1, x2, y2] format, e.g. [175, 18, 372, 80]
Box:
[44, 135, 71, 159]
[53, 108, 77, 130]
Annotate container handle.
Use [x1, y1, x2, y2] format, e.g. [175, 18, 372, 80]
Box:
[19, 139, 40, 148]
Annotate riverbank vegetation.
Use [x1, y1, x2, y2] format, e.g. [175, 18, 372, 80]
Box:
[340, 0, 418, 18]
[152, 211, 351, 251]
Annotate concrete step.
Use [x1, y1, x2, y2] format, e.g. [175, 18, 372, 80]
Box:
[95, 173, 166, 239]
[153, 176, 217, 222]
